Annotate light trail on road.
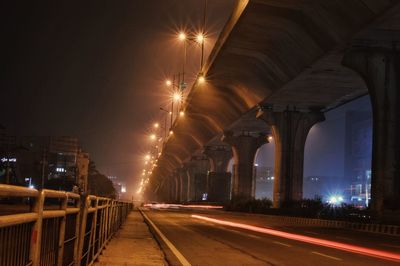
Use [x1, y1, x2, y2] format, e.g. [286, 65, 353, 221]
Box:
[191, 214, 400, 262]
[143, 203, 223, 209]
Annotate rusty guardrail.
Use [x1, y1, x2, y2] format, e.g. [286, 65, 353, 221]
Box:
[0, 184, 132, 266]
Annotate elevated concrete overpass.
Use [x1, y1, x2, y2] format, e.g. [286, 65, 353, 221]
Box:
[149, 0, 400, 217]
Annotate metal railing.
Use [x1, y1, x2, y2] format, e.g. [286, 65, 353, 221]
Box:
[0, 184, 132, 266]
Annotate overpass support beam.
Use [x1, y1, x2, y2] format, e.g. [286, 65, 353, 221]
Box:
[203, 146, 233, 202]
[343, 47, 400, 217]
[222, 132, 266, 200]
[257, 109, 324, 207]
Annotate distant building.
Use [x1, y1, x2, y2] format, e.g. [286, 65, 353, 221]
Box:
[76, 151, 89, 193]
[344, 111, 372, 207]
[0, 130, 89, 191]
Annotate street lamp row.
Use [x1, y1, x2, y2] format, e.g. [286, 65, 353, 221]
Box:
[139, 27, 208, 195]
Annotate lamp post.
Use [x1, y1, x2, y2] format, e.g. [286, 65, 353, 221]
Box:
[166, 78, 184, 125]
[159, 107, 170, 139]
[177, 31, 205, 82]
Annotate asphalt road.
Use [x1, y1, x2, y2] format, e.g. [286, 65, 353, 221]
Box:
[142, 208, 400, 266]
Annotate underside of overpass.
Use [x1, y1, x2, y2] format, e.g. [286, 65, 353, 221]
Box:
[148, 0, 400, 218]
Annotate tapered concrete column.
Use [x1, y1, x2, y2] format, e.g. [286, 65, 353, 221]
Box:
[343, 47, 400, 216]
[167, 176, 176, 202]
[257, 109, 324, 207]
[177, 167, 188, 202]
[185, 156, 209, 201]
[203, 146, 233, 202]
[173, 171, 181, 203]
[222, 132, 267, 200]
[183, 162, 194, 201]
[161, 179, 169, 202]
[158, 179, 168, 202]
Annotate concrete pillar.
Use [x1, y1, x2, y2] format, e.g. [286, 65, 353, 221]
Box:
[173, 172, 181, 203]
[157, 179, 168, 202]
[257, 109, 324, 207]
[222, 132, 267, 200]
[178, 167, 188, 202]
[203, 146, 233, 202]
[343, 47, 400, 216]
[183, 162, 194, 202]
[167, 175, 176, 203]
[185, 157, 209, 201]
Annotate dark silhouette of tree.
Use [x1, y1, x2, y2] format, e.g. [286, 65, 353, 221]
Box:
[87, 160, 116, 198]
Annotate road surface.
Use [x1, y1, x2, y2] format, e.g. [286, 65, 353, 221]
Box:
[141, 208, 400, 266]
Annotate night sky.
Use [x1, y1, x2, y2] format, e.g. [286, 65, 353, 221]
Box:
[1, 0, 236, 192]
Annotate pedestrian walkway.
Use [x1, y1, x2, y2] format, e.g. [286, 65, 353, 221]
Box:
[94, 210, 167, 266]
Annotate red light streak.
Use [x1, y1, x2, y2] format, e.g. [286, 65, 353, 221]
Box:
[181, 205, 223, 209]
[191, 215, 400, 262]
[143, 203, 223, 209]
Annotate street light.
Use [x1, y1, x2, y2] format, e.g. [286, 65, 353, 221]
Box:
[196, 33, 204, 44]
[177, 30, 206, 82]
[178, 32, 186, 41]
[198, 75, 205, 83]
[173, 92, 182, 102]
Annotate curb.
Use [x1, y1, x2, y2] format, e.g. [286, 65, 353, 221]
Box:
[139, 208, 191, 266]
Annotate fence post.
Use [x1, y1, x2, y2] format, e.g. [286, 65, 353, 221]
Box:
[57, 193, 68, 266]
[68, 193, 81, 266]
[77, 196, 89, 266]
[0, 185, 132, 266]
[30, 190, 45, 266]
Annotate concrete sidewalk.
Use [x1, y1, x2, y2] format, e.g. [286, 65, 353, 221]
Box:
[94, 210, 167, 266]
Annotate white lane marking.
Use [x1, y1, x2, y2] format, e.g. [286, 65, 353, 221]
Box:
[140, 209, 191, 266]
[311, 251, 342, 261]
[223, 228, 262, 239]
[380, 244, 400, 249]
[303, 231, 320, 235]
[273, 241, 292, 247]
